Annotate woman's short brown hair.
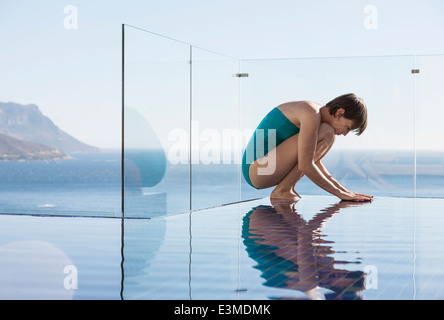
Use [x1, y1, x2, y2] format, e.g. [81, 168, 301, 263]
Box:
[326, 93, 368, 136]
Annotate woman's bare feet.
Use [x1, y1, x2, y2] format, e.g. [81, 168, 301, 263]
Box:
[270, 198, 299, 213]
[292, 187, 302, 199]
[270, 187, 301, 201]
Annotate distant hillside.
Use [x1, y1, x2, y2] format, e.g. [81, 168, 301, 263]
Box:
[0, 132, 71, 161]
[0, 102, 99, 154]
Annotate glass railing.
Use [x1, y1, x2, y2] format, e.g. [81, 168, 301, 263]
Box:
[123, 25, 191, 218]
[240, 55, 417, 199]
[0, 25, 442, 218]
[123, 24, 444, 218]
[415, 55, 444, 197]
[123, 25, 245, 218]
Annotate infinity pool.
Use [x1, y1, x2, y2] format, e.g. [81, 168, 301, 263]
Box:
[0, 195, 443, 300]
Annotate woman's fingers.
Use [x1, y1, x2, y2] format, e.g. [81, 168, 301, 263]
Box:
[357, 193, 374, 198]
[340, 191, 373, 202]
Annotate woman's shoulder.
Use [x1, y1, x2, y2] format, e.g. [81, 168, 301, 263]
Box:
[277, 100, 322, 123]
[278, 100, 321, 112]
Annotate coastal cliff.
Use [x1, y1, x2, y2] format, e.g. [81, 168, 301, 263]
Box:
[0, 102, 99, 161]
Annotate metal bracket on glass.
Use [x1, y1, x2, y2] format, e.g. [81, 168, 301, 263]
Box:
[411, 69, 420, 74]
[235, 73, 249, 78]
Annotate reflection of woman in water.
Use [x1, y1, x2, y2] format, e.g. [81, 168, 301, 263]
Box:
[242, 199, 368, 300]
[242, 94, 373, 202]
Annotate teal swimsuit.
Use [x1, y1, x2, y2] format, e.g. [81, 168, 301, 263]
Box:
[242, 108, 300, 189]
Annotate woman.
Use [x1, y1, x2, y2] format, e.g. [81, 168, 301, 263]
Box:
[242, 93, 373, 202]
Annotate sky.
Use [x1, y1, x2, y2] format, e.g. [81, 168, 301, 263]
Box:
[1, 0, 444, 150]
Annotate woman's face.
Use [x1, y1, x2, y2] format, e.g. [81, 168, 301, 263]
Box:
[332, 108, 355, 136]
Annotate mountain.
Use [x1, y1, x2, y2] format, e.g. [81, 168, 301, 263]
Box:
[0, 132, 71, 161]
[0, 102, 99, 154]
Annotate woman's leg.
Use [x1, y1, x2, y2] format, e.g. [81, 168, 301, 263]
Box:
[248, 123, 335, 200]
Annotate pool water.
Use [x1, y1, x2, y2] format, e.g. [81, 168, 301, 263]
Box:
[0, 195, 443, 300]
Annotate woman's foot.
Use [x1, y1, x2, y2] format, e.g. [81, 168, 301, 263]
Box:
[292, 187, 302, 199]
[270, 197, 298, 213]
[270, 187, 301, 201]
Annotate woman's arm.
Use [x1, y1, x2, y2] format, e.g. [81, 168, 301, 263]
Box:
[316, 160, 348, 192]
[316, 160, 374, 200]
[297, 105, 371, 201]
[296, 106, 345, 198]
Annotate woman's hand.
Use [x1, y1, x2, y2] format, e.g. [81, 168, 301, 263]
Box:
[338, 190, 373, 202]
[352, 191, 374, 199]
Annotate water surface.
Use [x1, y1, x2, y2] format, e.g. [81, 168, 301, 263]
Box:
[1, 195, 442, 299]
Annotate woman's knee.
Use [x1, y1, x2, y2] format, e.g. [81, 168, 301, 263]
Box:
[318, 123, 335, 145]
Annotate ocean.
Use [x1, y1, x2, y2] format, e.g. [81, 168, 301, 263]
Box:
[0, 152, 121, 216]
[0, 149, 443, 218]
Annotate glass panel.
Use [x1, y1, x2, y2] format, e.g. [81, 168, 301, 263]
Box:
[123, 25, 191, 217]
[190, 47, 241, 209]
[240, 56, 416, 199]
[416, 55, 444, 197]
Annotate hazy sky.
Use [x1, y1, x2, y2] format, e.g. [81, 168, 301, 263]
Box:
[1, 0, 444, 149]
